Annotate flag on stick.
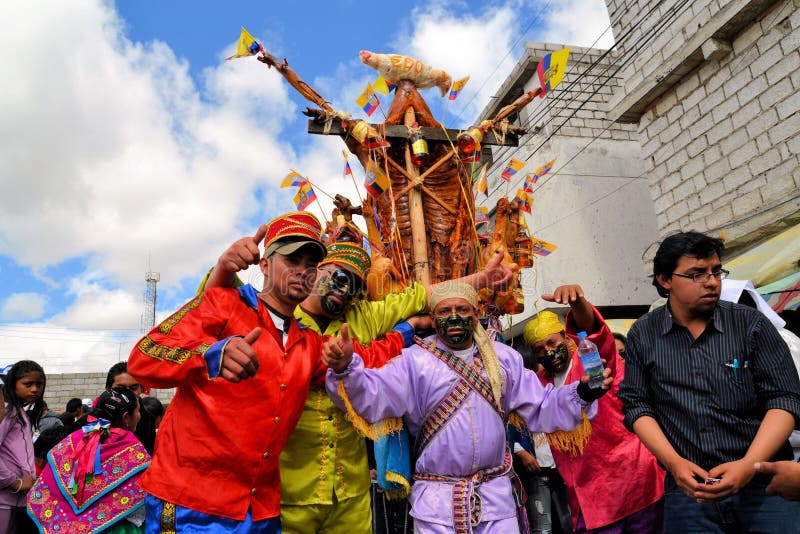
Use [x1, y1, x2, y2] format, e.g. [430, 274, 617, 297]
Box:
[522, 175, 535, 192]
[294, 183, 316, 210]
[373, 76, 396, 95]
[449, 76, 470, 100]
[475, 205, 489, 226]
[364, 160, 390, 197]
[226, 27, 262, 60]
[501, 158, 525, 181]
[533, 159, 556, 181]
[342, 151, 353, 177]
[537, 48, 570, 97]
[531, 238, 558, 256]
[356, 83, 380, 116]
[514, 189, 533, 214]
[280, 170, 307, 188]
[473, 164, 488, 196]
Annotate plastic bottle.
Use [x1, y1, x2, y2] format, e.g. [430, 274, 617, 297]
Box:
[577, 331, 604, 389]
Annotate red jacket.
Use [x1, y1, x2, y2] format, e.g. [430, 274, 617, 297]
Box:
[128, 286, 404, 521]
[537, 307, 664, 529]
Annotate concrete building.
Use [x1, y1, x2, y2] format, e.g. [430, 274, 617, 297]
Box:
[480, 0, 800, 335]
[480, 45, 660, 335]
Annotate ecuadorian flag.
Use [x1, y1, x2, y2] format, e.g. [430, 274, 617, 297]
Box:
[537, 48, 570, 97]
[294, 183, 316, 210]
[449, 76, 470, 100]
[501, 158, 525, 181]
[356, 84, 380, 116]
[226, 27, 262, 60]
[531, 238, 558, 256]
[280, 170, 306, 188]
[365, 160, 390, 197]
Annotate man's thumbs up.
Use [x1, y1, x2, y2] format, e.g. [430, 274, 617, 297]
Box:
[220, 327, 262, 383]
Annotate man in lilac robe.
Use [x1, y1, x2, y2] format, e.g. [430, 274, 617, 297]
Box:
[323, 281, 611, 533]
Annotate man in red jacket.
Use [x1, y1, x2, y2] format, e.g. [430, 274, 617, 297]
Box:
[128, 212, 409, 534]
[522, 284, 665, 533]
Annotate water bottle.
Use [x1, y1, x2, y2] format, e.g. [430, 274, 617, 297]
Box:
[577, 331, 604, 389]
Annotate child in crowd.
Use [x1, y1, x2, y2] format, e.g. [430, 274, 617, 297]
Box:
[134, 396, 163, 455]
[0, 360, 46, 534]
[28, 386, 151, 533]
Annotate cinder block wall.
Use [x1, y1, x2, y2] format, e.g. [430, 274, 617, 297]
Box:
[607, 0, 800, 258]
[43, 373, 174, 411]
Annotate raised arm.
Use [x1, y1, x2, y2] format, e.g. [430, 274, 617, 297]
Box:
[323, 324, 417, 423]
[200, 225, 268, 291]
[128, 289, 260, 389]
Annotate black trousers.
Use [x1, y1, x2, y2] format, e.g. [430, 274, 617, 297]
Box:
[517, 466, 573, 534]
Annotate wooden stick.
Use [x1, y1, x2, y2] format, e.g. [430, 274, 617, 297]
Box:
[404, 107, 430, 286]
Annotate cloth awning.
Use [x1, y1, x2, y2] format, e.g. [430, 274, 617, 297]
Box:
[726, 223, 800, 287]
[757, 271, 800, 313]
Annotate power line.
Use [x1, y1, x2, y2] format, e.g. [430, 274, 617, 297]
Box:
[484, 0, 694, 198]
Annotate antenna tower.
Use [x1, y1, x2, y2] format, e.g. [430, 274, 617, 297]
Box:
[141, 269, 160, 333]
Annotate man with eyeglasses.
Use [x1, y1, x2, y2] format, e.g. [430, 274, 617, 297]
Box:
[619, 231, 800, 530]
[200, 226, 512, 533]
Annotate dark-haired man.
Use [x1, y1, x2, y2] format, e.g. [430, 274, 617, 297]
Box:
[129, 212, 410, 533]
[322, 281, 612, 533]
[202, 232, 512, 534]
[619, 231, 800, 530]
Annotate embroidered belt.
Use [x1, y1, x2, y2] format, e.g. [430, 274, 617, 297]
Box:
[414, 450, 512, 534]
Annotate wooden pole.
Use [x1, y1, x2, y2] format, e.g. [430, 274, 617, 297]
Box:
[403, 107, 431, 286]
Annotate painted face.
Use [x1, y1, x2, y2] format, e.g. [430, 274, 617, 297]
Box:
[16, 371, 45, 405]
[316, 267, 362, 317]
[111, 373, 142, 397]
[432, 297, 476, 349]
[532, 332, 570, 374]
[658, 253, 723, 319]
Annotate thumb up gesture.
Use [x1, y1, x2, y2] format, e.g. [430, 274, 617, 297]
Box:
[322, 324, 355, 373]
[221, 327, 262, 382]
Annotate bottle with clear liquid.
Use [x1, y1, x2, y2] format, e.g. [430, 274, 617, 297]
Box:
[577, 331, 605, 389]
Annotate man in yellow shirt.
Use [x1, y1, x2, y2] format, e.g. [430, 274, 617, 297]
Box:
[203, 229, 511, 533]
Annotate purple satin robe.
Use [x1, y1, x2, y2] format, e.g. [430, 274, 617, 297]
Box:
[326, 336, 596, 529]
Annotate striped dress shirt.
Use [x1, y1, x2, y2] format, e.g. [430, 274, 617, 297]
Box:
[619, 300, 800, 470]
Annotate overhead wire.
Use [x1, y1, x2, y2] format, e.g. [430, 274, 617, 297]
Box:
[484, 0, 695, 199]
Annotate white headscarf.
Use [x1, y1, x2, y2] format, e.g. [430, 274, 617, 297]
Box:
[720, 279, 785, 329]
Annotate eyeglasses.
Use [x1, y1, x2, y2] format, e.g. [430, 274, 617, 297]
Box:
[671, 268, 730, 283]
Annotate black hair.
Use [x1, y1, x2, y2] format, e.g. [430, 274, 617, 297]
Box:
[737, 290, 759, 309]
[92, 386, 138, 429]
[2, 360, 46, 430]
[612, 332, 627, 345]
[134, 396, 164, 455]
[65, 397, 82, 413]
[105, 362, 128, 389]
[651, 231, 725, 298]
[34, 426, 71, 461]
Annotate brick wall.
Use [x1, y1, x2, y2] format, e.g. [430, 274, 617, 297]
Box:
[43, 372, 174, 412]
[608, 0, 800, 258]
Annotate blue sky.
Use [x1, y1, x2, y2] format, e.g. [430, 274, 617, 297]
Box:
[0, 0, 612, 372]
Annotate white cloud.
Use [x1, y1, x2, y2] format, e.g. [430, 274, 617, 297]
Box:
[391, 2, 521, 125]
[542, 0, 615, 49]
[0, 0, 297, 295]
[1, 293, 48, 321]
[0, 322, 137, 374]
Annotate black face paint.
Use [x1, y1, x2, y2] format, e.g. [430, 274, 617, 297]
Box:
[541, 342, 570, 373]
[317, 269, 361, 316]
[434, 312, 475, 346]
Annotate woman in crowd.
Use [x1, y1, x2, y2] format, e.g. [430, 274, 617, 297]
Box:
[27, 386, 150, 533]
[0, 360, 46, 533]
